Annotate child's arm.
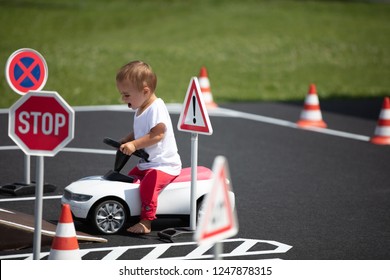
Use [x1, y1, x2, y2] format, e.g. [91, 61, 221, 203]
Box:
[120, 132, 134, 144]
[120, 123, 166, 156]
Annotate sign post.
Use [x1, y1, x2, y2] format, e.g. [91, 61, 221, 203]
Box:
[33, 156, 44, 260]
[178, 77, 213, 231]
[8, 90, 75, 259]
[190, 132, 198, 230]
[4, 48, 49, 193]
[194, 156, 238, 259]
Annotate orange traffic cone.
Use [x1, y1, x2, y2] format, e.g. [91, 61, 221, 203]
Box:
[297, 84, 327, 128]
[48, 204, 81, 260]
[198, 66, 218, 108]
[370, 97, 390, 145]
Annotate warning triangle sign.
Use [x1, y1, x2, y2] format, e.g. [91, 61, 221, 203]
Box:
[178, 77, 213, 135]
[194, 156, 238, 245]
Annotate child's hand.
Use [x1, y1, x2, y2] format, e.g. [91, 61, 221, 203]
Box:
[120, 142, 137, 156]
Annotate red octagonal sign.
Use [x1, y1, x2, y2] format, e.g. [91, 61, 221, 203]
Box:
[8, 91, 75, 156]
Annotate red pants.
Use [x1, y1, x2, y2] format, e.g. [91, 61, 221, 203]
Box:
[128, 167, 177, 221]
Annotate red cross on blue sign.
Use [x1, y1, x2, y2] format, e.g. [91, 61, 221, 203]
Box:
[5, 48, 48, 95]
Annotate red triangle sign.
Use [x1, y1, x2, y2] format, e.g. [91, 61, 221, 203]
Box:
[178, 77, 213, 135]
[194, 156, 238, 245]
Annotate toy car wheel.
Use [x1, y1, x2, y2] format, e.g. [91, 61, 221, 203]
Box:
[196, 197, 207, 223]
[91, 199, 127, 234]
[179, 197, 206, 224]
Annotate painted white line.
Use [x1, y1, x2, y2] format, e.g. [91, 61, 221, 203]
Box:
[72, 104, 182, 113]
[214, 107, 370, 142]
[72, 104, 130, 112]
[1, 103, 371, 143]
[0, 238, 292, 260]
[223, 108, 299, 127]
[184, 243, 214, 259]
[62, 147, 115, 155]
[0, 195, 62, 203]
[0, 145, 116, 155]
[141, 243, 173, 260]
[301, 126, 370, 141]
[101, 247, 130, 260]
[229, 238, 258, 255]
[0, 146, 19, 151]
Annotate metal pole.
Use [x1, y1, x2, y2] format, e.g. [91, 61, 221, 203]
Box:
[24, 154, 31, 185]
[190, 133, 198, 231]
[33, 156, 44, 260]
[214, 242, 223, 260]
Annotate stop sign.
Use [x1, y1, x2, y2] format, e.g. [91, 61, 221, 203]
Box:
[8, 91, 75, 156]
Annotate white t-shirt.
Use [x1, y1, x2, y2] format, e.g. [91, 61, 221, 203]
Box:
[134, 98, 182, 176]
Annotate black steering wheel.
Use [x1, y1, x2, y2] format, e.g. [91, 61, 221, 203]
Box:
[103, 137, 150, 162]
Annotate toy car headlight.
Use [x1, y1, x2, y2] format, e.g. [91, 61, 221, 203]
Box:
[65, 190, 92, 202]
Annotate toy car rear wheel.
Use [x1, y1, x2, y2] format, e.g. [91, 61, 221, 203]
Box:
[196, 197, 206, 223]
[179, 197, 205, 225]
[91, 199, 127, 234]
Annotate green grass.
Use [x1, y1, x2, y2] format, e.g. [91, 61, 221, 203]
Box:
[1, 0, 389, 108]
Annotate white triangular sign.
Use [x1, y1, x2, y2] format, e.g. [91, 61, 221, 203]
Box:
[178, 77, 213, 135]
[194, 156, 238, 245]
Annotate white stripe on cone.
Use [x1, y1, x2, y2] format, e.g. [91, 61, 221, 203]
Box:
[300, 110, 323, 121]
[49, 249, 81, 260]
[375, 126, 390, 137]
[199, 77, 210, 88]
[304, 93, 320, 105]
[379, 108, 390, 119]
[54, 223, 77, 237]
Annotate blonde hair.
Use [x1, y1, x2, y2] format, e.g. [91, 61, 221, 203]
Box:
[116, 61, 157, 92]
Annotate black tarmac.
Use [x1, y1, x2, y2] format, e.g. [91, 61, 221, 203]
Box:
[0, 99, 389, 259]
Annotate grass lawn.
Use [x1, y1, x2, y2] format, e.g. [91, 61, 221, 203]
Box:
[0, 0, 389, 107]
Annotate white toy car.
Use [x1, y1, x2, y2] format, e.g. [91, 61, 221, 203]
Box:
[62, 138, 235, 235]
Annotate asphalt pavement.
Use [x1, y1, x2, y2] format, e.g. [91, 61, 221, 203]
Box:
[0, 99, 389, 259]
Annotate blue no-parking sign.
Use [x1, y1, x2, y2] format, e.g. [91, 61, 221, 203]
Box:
[5, 48, 48, 95]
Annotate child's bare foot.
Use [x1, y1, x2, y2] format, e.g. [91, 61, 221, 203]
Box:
[126, 220, 151, 234]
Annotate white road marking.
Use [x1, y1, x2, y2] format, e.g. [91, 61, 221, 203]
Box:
[0, 145, 19, 151]
[0, 195, 62, 202]
[62, 147, 115, 155]
[1, 103, 371, 142]
[0, 238, 292, 260]
[141, 243, 173, 260]
[0, 145, 116, 155]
